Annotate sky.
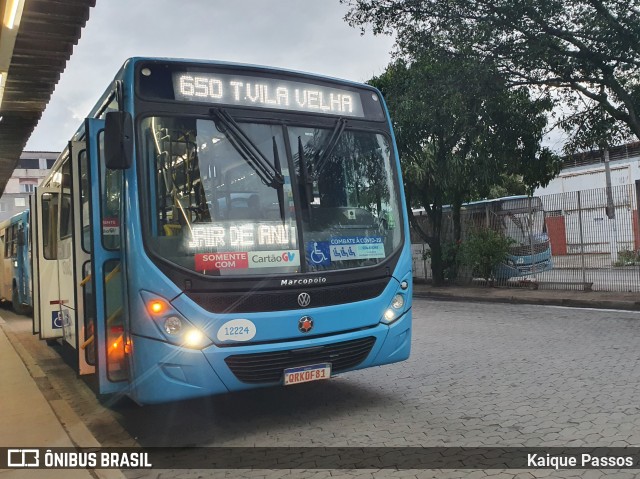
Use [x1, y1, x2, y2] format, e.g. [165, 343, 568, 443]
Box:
[25, 0, 395, 152]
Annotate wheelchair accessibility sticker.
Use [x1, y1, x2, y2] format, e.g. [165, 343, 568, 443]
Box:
[52, 311, 63, 329]
[306, 241, 331, 266]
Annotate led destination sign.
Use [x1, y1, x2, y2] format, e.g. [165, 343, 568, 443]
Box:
[187, 223, 296, 250]
[173, 72, 365, 117]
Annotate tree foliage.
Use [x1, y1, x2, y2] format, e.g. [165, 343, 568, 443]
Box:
[369, 50, 560, 284]
[343, 0, 640, 148]
[461, 227, 515, 284]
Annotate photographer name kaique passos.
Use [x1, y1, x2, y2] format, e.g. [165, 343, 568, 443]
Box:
[528, 453, 634, 469]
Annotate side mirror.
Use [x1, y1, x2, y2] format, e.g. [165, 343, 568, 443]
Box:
[104, 111, 133, 169]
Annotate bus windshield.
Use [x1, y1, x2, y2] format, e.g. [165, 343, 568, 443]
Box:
[140, 115, 402, 276]
[499, 198, 548, 252]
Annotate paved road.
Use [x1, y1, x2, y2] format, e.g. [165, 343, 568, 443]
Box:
[3, 299, 640, 478]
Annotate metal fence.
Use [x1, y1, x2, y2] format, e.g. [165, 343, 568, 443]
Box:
[411, 184, 640, 292]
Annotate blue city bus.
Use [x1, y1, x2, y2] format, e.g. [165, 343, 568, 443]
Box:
[31, 58, 412, 404]
[412, 196, 553, 281]
[462, 196, 553, 279]
[0, 210, 32, 314]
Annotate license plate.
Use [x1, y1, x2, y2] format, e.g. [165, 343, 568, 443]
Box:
[283, 363, 331, 385]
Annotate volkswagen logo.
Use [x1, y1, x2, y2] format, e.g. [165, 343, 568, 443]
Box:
[298, 316, 314, 333]
[297, 292, 311, 307]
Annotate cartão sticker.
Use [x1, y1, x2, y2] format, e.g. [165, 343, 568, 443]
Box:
[217, 319, 256, 342]
[249, 250, 300, 268]
[102, 218, 120, 236]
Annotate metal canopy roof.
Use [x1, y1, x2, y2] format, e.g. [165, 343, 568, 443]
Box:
[0, 0, 95, 195]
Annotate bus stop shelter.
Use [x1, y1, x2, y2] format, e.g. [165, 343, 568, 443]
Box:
[0, 0, 95, 195]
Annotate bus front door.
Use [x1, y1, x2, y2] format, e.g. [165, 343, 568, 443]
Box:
[85, 118, 128, 395]
[32, 187, 63, 341]
[68, 141, 95, 376]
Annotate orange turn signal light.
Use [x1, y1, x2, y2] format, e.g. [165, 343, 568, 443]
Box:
[148, 300, 166, 315]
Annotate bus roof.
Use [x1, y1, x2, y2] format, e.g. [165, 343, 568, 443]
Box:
[412, 195, 537, 215]
[123, 56, 380, 92]
[463, 195, 531, 207]
[42, 56, 385, 183]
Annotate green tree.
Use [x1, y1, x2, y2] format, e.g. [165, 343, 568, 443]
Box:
[488, 174, 528, 199]
[343, 0, 640, 147]
[370, 50, 560, 284]
[462, 228, 514, 284]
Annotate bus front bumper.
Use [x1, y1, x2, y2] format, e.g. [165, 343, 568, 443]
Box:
[129, 309, 411, 405]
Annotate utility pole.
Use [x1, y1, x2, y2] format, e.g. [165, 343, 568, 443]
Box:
[604, 149, 618, 263]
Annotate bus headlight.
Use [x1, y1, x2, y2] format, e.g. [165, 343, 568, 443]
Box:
[163, 319, 207, 349]
[384, 309, 396, 321]
[184, 329, 206, 348]
[164, 316, 183, 335]
[142, 291, 212, 350]
[382, 293, 406, 324]
[391, 294, 404, 309]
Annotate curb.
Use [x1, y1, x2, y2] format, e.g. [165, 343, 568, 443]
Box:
[0, 319, 127, 479]
[413, 291, 640, 312]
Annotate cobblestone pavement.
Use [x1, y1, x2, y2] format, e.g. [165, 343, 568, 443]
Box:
[4, 299, 640, 478]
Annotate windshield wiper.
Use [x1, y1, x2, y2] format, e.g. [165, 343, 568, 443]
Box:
[298, 136, 314, 223]
[210, 108, 284, 188]
[313, 118, 347, 178]
[273, 136, 286, 223]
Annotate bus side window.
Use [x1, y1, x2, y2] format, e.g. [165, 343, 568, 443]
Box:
[41, 193, 58, 260]
[79, 150, 92, 253]
[59, 159, 73, 244]
[17, 225, 24, 247]
[10, 225, 17, 257]
[99, 131, 121, 250]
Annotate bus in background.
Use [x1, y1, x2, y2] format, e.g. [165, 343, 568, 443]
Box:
[31, 58, 412, 404]
[463, 196, 553, 279]
[0, 210, 32, 315]
[412, 195, 553, 280]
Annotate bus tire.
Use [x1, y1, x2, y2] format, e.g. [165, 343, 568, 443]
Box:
[12, 287, 29, 316]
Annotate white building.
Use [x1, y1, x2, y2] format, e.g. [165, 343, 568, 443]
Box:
[534, 142, 640, 259]
[536, 142, 640, 196]
[0, 151, 58, 222]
